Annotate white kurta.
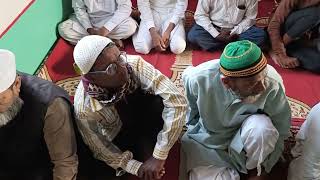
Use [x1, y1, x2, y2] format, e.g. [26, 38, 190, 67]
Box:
[189, 114, 279, 180]
[58, 0, 137, 44]
[288, 102, 320, 180]
[194, 0, 258, 37]
[132, 0, 187, 54]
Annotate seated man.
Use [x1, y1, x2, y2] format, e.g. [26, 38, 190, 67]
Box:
[73, 35, 187, 179]
[132, 0, 187, 54]
[288, 102, 320, 180]
[0, 50, 78, 180]
[179, 40, 291, 180]
[58, 0, 137, 47]
[268, 0, 320, 72]
[188, 0, 266, 51]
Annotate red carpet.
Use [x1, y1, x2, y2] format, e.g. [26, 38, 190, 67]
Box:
[36, 0, 320, 179]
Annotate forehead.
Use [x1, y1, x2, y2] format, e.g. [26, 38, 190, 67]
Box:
[94, 46, 119, 66]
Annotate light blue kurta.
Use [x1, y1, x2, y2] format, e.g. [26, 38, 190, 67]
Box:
[179, 60, 291, 180]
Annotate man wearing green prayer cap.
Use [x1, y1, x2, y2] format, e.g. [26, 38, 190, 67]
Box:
[179, 40, 291, 180]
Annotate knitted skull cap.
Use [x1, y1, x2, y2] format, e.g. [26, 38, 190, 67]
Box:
[73, 35, 113, 74]
[0, 49, 16, 93]
[220, 40, 267, 77]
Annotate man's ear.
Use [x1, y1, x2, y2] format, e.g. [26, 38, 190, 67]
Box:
[12, 76, 21, 95]
[221, 76, 231, 89]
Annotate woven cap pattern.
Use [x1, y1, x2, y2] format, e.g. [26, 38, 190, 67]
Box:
[73, 35, 113, 74]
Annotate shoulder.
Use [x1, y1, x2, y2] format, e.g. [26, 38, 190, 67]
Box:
[265, 65, 285, 92]
[74, 81, 86, 115]
[182, 59, 220, 82]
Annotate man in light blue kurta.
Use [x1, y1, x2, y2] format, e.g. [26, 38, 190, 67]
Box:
[180, 40, 291, 180]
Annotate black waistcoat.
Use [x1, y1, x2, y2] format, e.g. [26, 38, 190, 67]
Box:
[0, 73, 70, 173]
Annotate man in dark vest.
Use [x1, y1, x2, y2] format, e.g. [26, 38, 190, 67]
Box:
[0, 49, 78, 180]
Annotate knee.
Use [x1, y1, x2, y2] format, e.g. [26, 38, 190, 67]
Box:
[58, 20, 69, 38]
[170, 38, 186, 54]
[134, 42, 151, 54]
[241, 114, 279, 147]
[122, 18, 138, 38]
[187, 29, 198, 44]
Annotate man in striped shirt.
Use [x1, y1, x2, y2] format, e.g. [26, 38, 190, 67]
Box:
[73, 35, 187, 179]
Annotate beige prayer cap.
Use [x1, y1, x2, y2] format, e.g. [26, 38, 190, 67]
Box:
[0, 49, 16, 93]
[73, 35, 113, 74]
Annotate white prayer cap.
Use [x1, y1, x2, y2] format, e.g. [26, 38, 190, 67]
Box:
[0, 49, 16, 93]
[73, 35, 113, 74]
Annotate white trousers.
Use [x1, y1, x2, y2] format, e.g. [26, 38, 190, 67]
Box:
[132, 10, 186, 54]
[58, 15, 137, 45]
[288, 103, 320, 180]
[190, 114, 279, 180]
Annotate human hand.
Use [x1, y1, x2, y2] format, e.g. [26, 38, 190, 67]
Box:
[162, 30, 171, 49]
[216, 30, 231, 42]
[138, 157, 166, 180]
[150, 28, 166, 52]
[87, 27, 110, 37]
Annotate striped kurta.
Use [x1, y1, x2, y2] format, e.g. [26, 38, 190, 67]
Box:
[74, 55, 187, 176]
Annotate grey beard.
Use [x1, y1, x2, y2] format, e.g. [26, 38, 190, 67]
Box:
[0, 97, 24, 127]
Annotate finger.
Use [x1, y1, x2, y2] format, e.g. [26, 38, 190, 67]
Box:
[154, 171, 162, 179]
[159, 39, 166, 49]
[159, 170, 165, 177]
[143, 171, 149, 180]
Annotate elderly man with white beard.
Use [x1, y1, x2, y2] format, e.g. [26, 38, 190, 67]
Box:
[0, 49, 78, 180]
[179, 40, 291, 180]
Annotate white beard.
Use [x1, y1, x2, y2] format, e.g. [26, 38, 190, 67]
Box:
[0, 97, 24, 127]
[242, 93, 262, 104]
[230, 89, 262, 104]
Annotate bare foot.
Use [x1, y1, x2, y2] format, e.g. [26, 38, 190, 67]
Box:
[269, 51, 300, 69]
[112, 39, 124, 49]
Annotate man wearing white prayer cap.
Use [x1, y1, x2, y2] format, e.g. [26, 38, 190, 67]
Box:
[73, 35, 187, 179]
[0, 49, 78, 180]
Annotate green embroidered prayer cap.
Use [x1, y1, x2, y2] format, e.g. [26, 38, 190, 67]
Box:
[220, 40, 267, 77]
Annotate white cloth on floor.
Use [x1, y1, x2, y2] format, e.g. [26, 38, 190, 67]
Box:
[189, 114, 279, 180]
[288, 102, 320, 180]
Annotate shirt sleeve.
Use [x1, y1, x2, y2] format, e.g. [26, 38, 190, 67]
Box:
[194, 0, 220, 38]
[138, 0, 156, 30]
[43, 98, 78, 180]
[72, 0, 93, 30]
[75, 105, 142, 176]
[182, 66, 200, 126]
[230, 0, 258, 35]
[104, 0, 133, 31]
[169, 0, 188, 25]
[267, 0, 297, 56]
[134, 56, 187, 160]
[262, 85, 291, 173]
